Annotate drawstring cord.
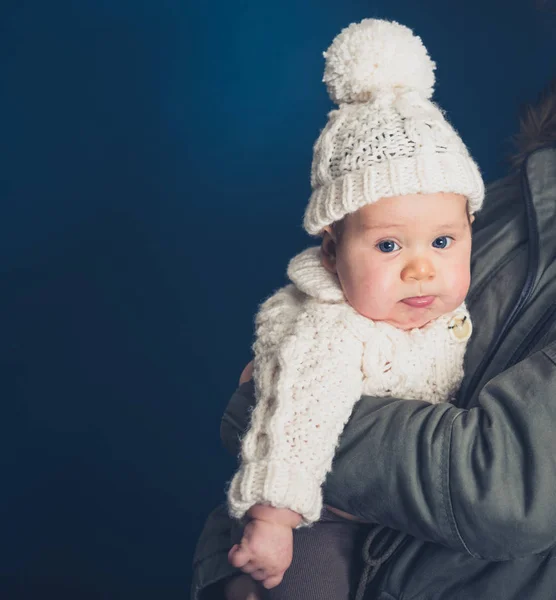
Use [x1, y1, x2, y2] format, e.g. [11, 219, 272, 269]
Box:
[355, 526, 407, 600]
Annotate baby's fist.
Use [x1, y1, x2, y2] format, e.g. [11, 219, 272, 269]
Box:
[228, 519, 293, 589]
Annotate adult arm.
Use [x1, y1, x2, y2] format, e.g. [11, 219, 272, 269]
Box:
[222, 345, 556, 560]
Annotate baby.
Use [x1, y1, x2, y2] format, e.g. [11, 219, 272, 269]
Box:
[225, 19, 484, 600]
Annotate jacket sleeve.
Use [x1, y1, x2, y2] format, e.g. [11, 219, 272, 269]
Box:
[222, 344, 556, 560]
[227, 300, 364, 525]
[190, 504, 242, 600]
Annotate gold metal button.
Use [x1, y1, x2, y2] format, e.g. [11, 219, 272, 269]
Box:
[448, 314, 472, 342]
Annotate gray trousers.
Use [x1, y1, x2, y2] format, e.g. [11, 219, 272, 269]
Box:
[266, 509, 369, 600]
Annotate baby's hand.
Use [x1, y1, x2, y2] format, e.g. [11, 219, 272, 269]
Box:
[239, 360, 254, 385]
[228, 518, 293, 589]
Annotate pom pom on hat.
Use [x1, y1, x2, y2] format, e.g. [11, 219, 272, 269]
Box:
[303, 18, 484, 236]
[323, 19, 436, 105]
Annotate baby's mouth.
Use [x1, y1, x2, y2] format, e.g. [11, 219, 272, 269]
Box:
[401, 296, 435, 308]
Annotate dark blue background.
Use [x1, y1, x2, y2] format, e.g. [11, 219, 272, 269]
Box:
[1, 1, 554, 597]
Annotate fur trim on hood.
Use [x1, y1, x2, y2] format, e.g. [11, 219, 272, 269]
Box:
[509, 78, 556, 171]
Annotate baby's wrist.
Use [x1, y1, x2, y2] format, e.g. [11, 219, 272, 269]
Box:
[247, 504, 302, 528]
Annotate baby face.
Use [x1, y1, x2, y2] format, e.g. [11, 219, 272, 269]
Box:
[322, 192, 472, 330]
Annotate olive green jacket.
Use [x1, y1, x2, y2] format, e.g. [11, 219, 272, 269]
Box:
[193, 136, 556, 599]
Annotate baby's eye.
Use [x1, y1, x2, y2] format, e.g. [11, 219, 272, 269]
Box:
[432, 236, 453, 249]
[377, 240, 400, 253]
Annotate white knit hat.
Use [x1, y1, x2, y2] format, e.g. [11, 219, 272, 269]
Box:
[303, 19, 485, 236]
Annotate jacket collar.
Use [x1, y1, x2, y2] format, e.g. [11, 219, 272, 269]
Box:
[525, 146, 556, 296]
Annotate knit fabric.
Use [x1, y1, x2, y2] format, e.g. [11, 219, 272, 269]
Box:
[227, 247, 470, 524]
[303, 19, 484, 235]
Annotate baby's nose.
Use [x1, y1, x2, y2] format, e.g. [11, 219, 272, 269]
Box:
[401, 257, 436, 282]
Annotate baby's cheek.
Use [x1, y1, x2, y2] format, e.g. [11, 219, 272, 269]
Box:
[346, 278, 386, 319]
[446, 263, 471, 304]
[363, 282, 397, 319]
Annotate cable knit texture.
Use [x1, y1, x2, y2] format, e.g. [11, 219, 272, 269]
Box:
[227, 247, 471, 524]
[303, 19, 484, 235]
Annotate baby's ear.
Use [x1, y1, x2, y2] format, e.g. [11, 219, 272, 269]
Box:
[321, 226, 338, 274]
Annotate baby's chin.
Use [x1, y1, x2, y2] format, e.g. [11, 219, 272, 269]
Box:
[394, 298, 464, 330]
[360, 299, 460, 330]
[394, 314, 438, 330]
[354, 308, 436, 330]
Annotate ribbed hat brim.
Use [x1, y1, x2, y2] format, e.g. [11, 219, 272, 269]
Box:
[303, 152, 484, 235]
